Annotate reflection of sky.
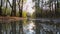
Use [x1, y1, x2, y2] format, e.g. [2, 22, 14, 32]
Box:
[23, 21, 35, 34]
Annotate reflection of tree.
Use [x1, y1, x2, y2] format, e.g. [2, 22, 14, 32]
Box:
[19, 20, 23, 34]
[0, 23, 2, 34]
[11, 21, 16, 34]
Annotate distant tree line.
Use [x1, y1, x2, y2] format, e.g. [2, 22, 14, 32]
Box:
[32, 0, 60, 18]
[0, 0, 60, 18]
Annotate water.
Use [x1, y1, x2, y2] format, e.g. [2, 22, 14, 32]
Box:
[0, 19, 60, 34]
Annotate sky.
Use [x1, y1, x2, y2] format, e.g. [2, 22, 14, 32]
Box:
[23, 0, 35, 14]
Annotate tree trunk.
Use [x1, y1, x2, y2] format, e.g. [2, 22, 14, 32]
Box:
[35, 0, 40, 18]
[4, 0, 8, 16]
[11, 0, 16, 16]
[0, 0, 2, 16]
[0, 6, 2, 16]
[19, 0, 23, 17]
[57, 0, 59, 8]
[49, 1, 52, 18]
[55, 0, 57, 17]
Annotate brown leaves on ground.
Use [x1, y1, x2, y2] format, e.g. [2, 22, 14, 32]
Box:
[0, 16, 26, 22]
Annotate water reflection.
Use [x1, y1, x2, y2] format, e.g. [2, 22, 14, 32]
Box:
[0, 19, 60, 34]
[23, 21, 35, 34]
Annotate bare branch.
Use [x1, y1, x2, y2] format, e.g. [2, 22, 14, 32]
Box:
[7, 0, 12, 8]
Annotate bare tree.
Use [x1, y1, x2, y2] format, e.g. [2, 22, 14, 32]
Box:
[18, 0, 22, 17]
[7, 0, 12, 8]
[0, 0, 2, 16]
[11, 0, 16, 16]
[19, 0, 23, 17]
[4, 0, 8, 16]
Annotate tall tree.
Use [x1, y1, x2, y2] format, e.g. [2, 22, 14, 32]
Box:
[0, 0, 2, 16]
[19, 0, 23, 17]
[35, 0, 40, 18]
[4, 0, 8, 16]
[11, 0, 16, 16]
[45, 0, 56, 18]
[18, 0, 21, 17]
[7, 0, 12, 7]
[47, 0, 60, 17]
[54, 0, 60, 17]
